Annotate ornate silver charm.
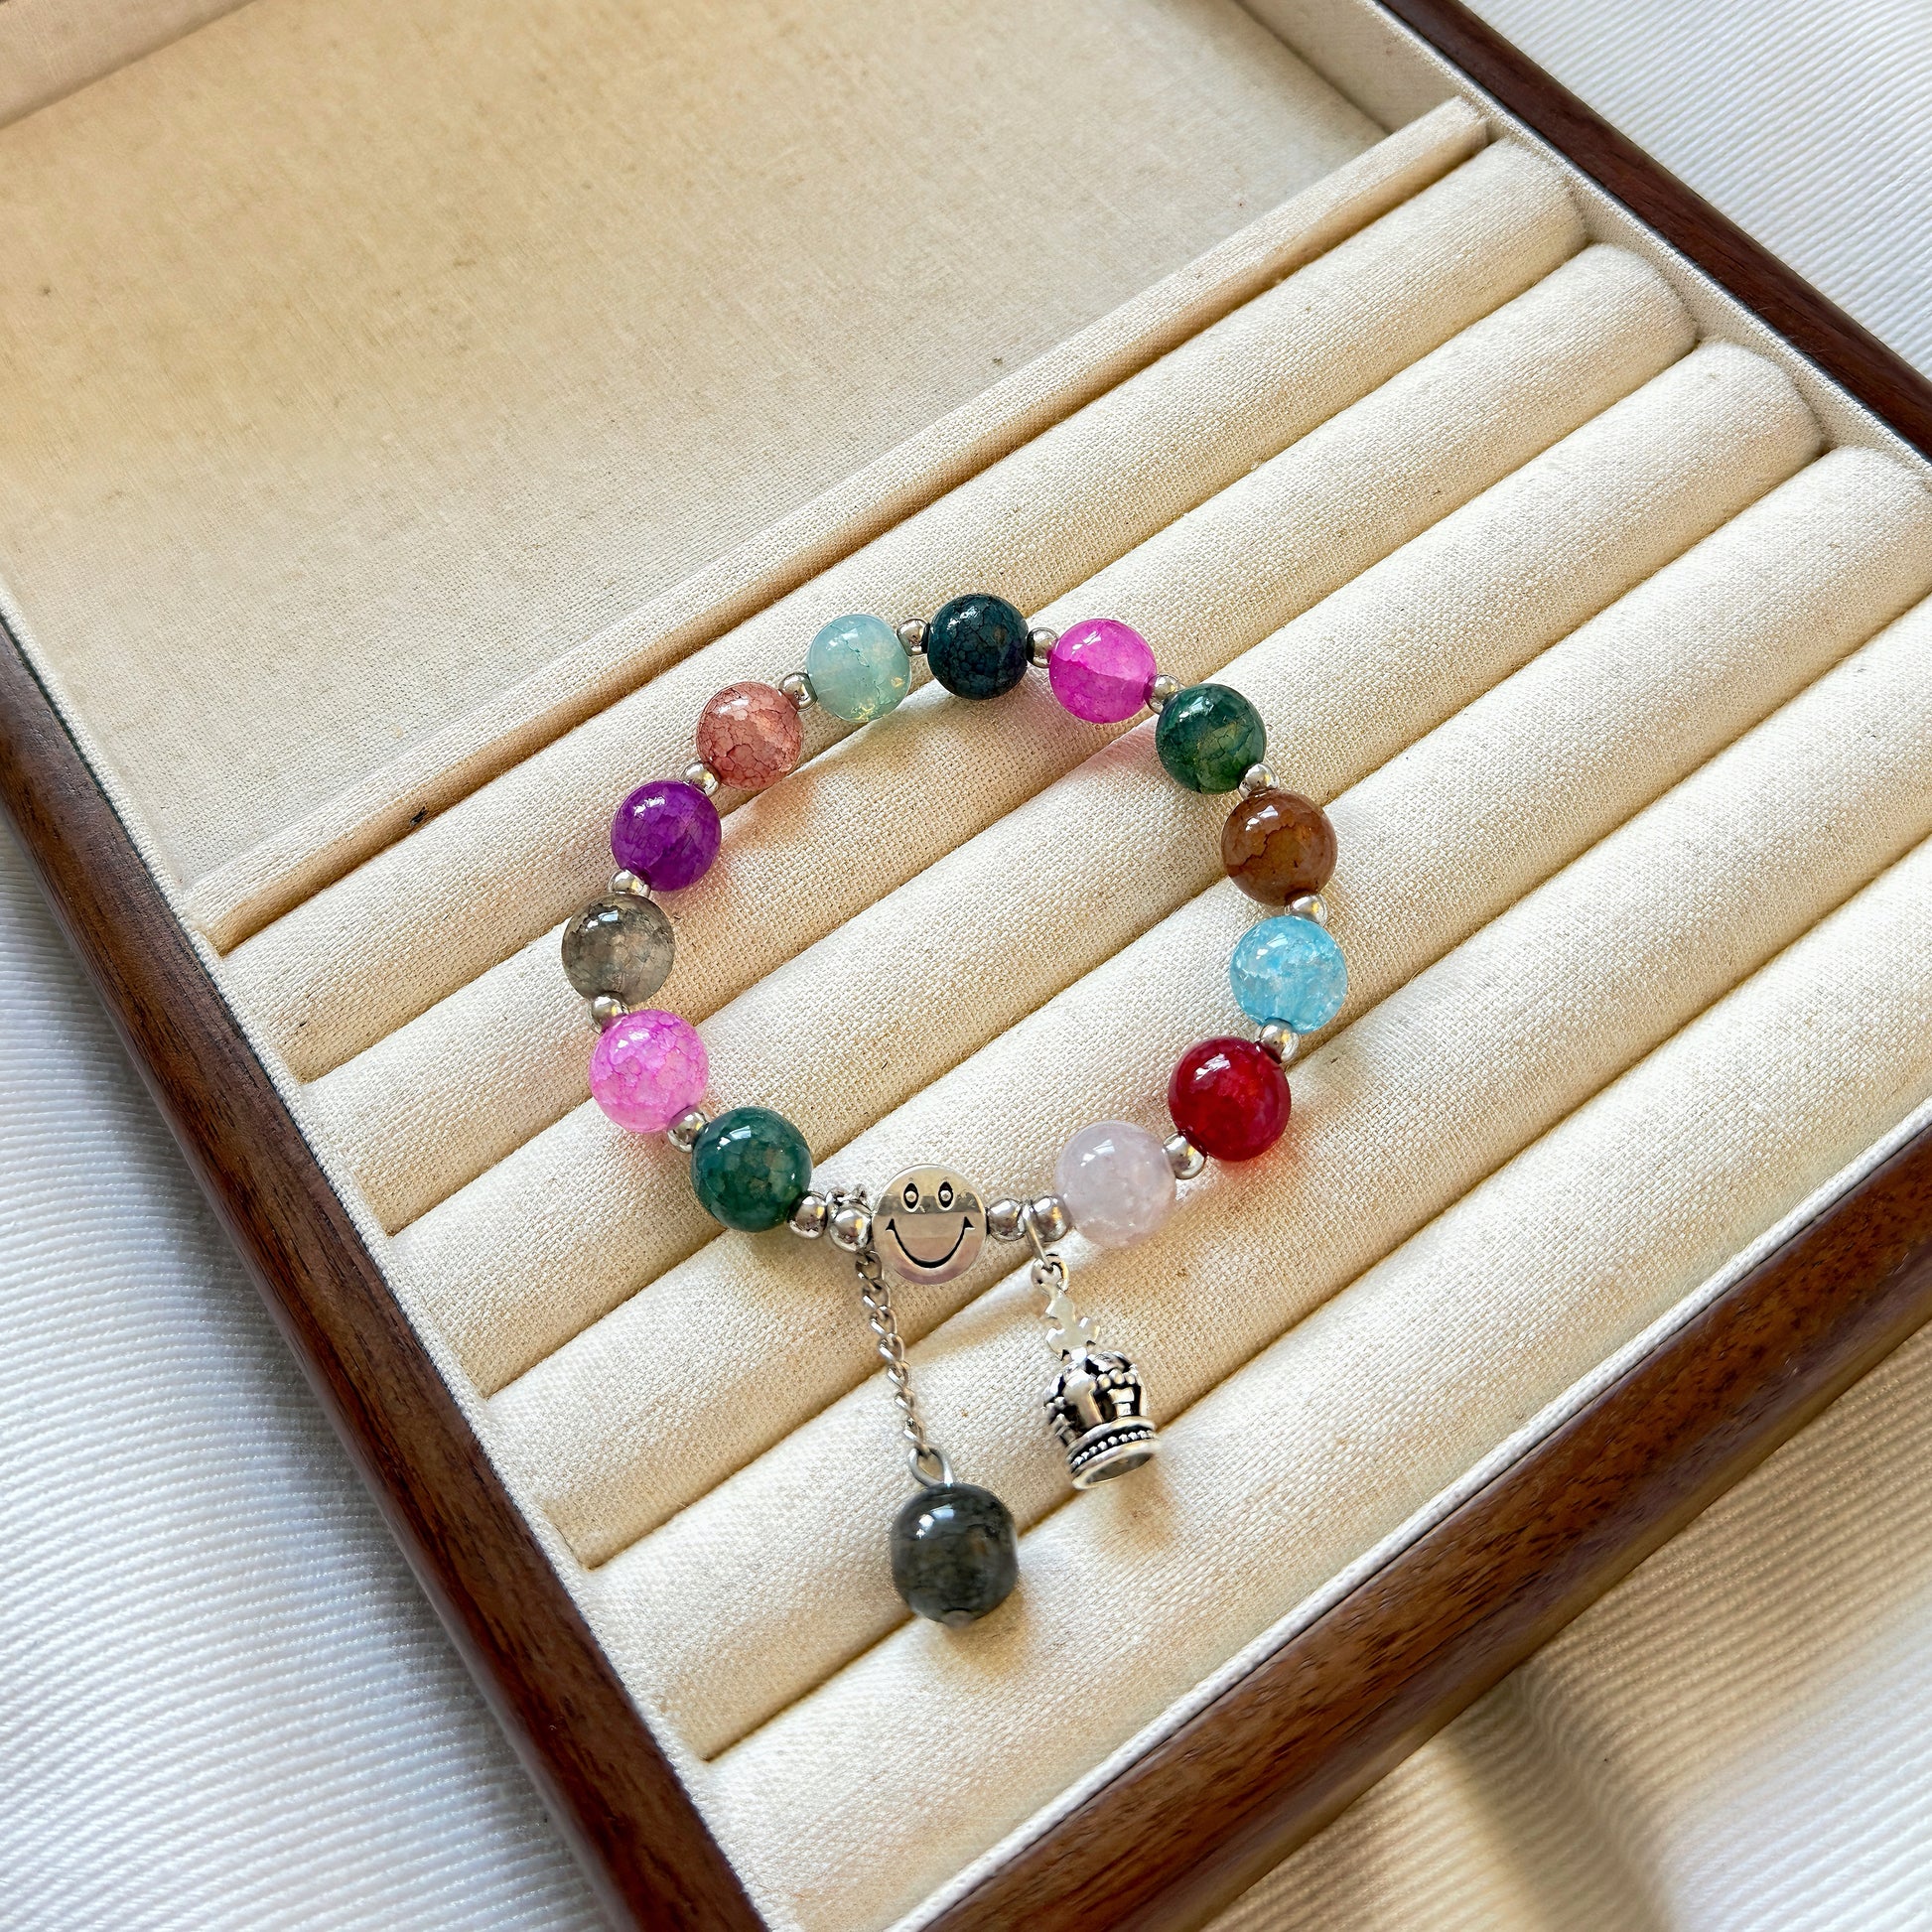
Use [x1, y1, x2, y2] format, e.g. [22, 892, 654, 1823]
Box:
[1028, 1211, 1160, 1488]
[871, 1166, 987, 1286]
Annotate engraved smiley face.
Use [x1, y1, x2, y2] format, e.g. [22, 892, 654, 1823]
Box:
[873, 1166, 986, 1286]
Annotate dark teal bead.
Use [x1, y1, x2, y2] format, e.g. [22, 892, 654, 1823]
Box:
[890, 1482, 1019, 1625]
[926, 593, 1031, 701]
[689, 1106, 812, 1231]
[1155, 683, 1266, 793]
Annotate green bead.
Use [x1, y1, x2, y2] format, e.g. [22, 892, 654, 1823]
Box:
[926, 593, 1031, 701]
[805, 613, 911, 723]
[689, 1106, 813, 1231]
[1155, 683, 1266, 793]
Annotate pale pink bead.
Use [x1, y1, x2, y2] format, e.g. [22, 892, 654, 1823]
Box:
[1047, 619, 1158, 724]
[695, 681, 803, 788]
[1054, 1120, 1175, 1248]
[590, 1009, 708, 1134]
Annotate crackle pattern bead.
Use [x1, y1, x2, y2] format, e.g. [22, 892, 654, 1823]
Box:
[890, 1483, 1019, 1625]
[589, 1010, 708, 1135]
[1230, 915, 1348, 1034]
[926, 592, 1032, 700]
[689, 1105, 813, 1231]
[806, 613, 912, 722]
[696, 680, 803, 789]
[1054, 1120, 1175, 1249]
[1222, 788, 1337, 905]
[1047, 619, 1157, 724]
[1169, 1036, 1291, 1162]
[611, 779, 720, 892]
[561, 894, 676, 1004]
[1156, 683, 1267, 793]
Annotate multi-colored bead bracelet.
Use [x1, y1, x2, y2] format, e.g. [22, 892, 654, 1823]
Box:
[560, 593, 1345, 1625]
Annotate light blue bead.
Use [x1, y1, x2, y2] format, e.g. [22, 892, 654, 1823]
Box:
[806, 613, 912, 723]
[1230, 915, 1347, 1033]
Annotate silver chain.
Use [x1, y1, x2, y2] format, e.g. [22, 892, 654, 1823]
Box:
[840, 1185, 952, 1488]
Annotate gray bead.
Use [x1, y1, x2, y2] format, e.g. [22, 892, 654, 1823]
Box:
[1029, 1195, 1072, 1244]
[986, 1197, 1027, 1241]
[891, 1482, 1019, 1625]
[561, 895, 676, 1003]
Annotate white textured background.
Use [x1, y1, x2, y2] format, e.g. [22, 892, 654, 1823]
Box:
[2, 2, 1929, 1927]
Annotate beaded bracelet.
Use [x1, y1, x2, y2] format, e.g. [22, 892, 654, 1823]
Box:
[561, 594, 1344, 1626]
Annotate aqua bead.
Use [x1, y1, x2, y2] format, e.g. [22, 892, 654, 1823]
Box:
[689, 1106, 813, 1231]
[1230, 915, 1347, 1033]
[1156, 684, 1266, 793]
[806, 614, 912, 723]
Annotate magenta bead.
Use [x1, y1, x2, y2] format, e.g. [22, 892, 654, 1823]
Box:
[611, 780, 720, 891]
[589, 1010, 708, 1135]
[1047, 619, 1158, 724]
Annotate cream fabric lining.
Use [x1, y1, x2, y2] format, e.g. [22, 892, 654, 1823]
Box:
[7, 23, 1932, 1924]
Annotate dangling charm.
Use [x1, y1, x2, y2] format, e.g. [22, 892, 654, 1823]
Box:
[1029, 1209, 1161, 1487]
[843, 1180, 1019, 1626]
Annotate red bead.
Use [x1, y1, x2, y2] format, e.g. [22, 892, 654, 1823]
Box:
[1167, 1036, 1290, 1162]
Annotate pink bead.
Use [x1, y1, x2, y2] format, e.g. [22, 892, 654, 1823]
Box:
[1047, 619, 1158, 724]
[696, 681, 803, 789]
[589, 1010, 708, 1135]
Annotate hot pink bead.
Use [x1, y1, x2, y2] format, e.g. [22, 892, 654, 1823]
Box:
[696, 681, 803, 789]
[1047, 619, 1158, 724]
[589, 1009, 708, 1135]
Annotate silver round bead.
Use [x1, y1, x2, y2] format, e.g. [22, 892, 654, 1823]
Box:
[589, 994, 627, 1031]
[987, 1196, 1027, 1242]
[1258, 1022, 1301, 1066]
[779, 671, 816, 711]
[609, 869, 650, 898]
[1288, 893, 1330, 926]
[1146, 673, 1178, 713]
[1165, 1134, 1206, 1180]
[681, 759, 721, 796]
[829, 1203, 874, 1253]
[788, 1191, 830, 1238]
[1240, 762, 1279, 795]
[1028, 1194, 1072, 1244]
[666, 1107, 709, 1152]
[1028, 625, 1058, 668]
[896, 618, 929, 656]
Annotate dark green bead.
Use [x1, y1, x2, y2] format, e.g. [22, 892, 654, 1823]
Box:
[891, 1482, 1019, 1625]
[926, 593, 1031, 701]
[1155, 682, 1266, 793]
[689, 1106, 812, 1231]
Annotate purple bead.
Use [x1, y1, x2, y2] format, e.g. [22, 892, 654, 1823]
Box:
[611, 780, 720, 891]
[1047, 619, 1158, 724]
[590, 1009, 708, 1134]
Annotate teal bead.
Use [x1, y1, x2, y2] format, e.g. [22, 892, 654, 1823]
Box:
[805, 614, 911, 723]
[1156, 684, 1266, 793]
[689, 1106, 813, 1231]
[1230, 915, 1347, 1033]
[926, 593, 1031, 700]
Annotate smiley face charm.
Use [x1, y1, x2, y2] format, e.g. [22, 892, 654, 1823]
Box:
[872, 1167, 986, 1286]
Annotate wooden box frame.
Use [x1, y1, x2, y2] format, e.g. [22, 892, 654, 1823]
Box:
[4, 2, 1931, 1926]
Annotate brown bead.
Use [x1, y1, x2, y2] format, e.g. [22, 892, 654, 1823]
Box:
[1220, 789, 1337, 905]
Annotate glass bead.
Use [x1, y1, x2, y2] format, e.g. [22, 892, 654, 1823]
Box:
[611, 780, 721, 892]
[1230, 916, 1347, 1034]
[1168, 1035, 1290, 1162]
[1221, 788, 1337, 905]
[561, 895, 675, 1003]
[1054, 1120, 1175, 1248]
[806, 614, 912, 723]
[696, 681, 804, 789]
[589, 1010, 708, 1135]
[926, 593, 1031, 700]
[1155, 683, 1267, 793]
[1047, 619, 1157, 724]
[689, 1105, 813, 1231]
[890, 1482, 1019, 1625]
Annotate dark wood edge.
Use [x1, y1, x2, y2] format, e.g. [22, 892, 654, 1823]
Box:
[1377, 0, 1932, 457]
[928, 1119, 1932, 1931]
[0, 629, 761, 1932]
[6, 9, 1932, 1931]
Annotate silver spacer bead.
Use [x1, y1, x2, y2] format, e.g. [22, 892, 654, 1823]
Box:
[666, 1107, 709, 1152]
[1146, 673, 1178, 713]
[1165, 1134, 1206, 1180]
[779, 671, 816, 711]
[681, 759, 721, 796]
[1028, 625, 1058, 668]
[1258, 1022, 1301, 1066]
[788, 1191, 830, 1238]
[896, 618, 929, 656]
[610, 870, 651, 899]
[590, 994, 627, 1031]
[987, 1196, 1028, 1242]
[829, 1203, 874, 1252]
[1240, 762, 1279, 796]
[1288, 893, 1330, 926]
[1028, 1194, 1072, 1245]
